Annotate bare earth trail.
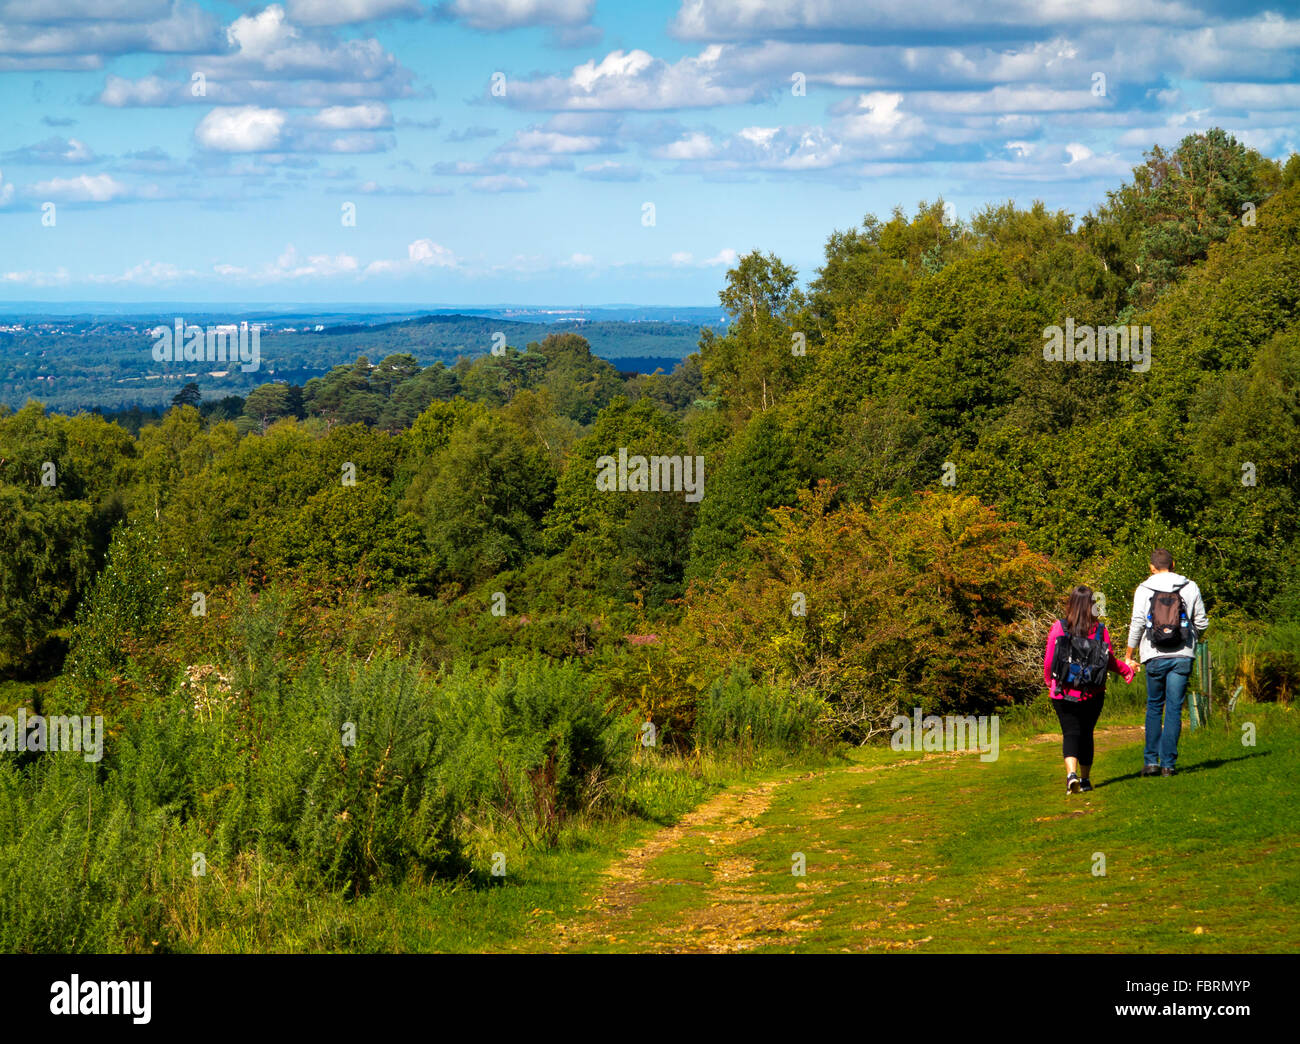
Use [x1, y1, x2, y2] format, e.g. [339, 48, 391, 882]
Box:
[553, 726, 1147, 953]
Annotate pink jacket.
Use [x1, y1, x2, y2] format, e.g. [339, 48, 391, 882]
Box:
[1043, 620, 1134, 700]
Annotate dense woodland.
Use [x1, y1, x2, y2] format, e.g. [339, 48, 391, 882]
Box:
[2, 128, 1299, 950]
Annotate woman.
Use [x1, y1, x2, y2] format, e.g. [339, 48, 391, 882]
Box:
[1044, 586, 1135, 794]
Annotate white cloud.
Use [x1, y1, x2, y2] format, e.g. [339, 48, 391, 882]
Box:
[355, 180, 453, 196]
[836, 92, 918, 139]
[285, 0, 421, 26]
[961, 142, 1131, 181]
[2, 136, 97, 164]
[29, 173, 129, 201]
[671, 0, 1202, 40]
[578, 160, 643, 181]
[86, 260, 196, 285]
[307, 103, 392, 130]
[191, 105, 394, 153]
[432, 160, 487, 175]
[364, 238, 457, 275]
[217, 244, 360, 280]
[489, 153, 575, 171]
[670, 248, 737, 266]
[62, 137, 94, 162]
[653, 131, 715, 160]
[502, 46, 760, 110]
[470, 174, 533, 192]
[511, 129, 607, 153]
[906, 86, 1110, 114]
[1210, 83, 1300, 110]
[225, 5, 299, 60]
[96, 5, 413, 108]
[0, 266, 70, 286]
[98, 74, 173, 106]
[0, 0, 222, 69]
[657, 124, 845, 171]
[443, 0, 594, 32]
[195, 106, 286, 152]
[407, 238, 456, 266]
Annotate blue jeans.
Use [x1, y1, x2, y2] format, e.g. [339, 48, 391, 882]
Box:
[1144, 656, 1193, 768]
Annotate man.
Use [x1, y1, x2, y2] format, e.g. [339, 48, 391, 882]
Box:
[1124, 549, 1209, 776]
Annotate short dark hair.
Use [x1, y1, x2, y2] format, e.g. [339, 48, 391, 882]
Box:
[1150, 548, 1174, 571]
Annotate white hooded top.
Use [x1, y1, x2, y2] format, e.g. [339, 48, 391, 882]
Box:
[1127, 571, 1209, 662]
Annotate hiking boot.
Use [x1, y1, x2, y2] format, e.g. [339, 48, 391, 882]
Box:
[1066, 772, 1082, 794]
[1142, 764, 1160, 776]
[1161, 766, 1177, 776]
[1080, 778, 1094, 792]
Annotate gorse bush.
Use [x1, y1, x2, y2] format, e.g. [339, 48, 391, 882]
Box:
[0, 754, 186, 952]
[592, 634, 705, 748]
[693, 671, 830, 754]
[0, 639, 652, 950]
[433, 657, 637, 846]
[263, 657, 462, 893]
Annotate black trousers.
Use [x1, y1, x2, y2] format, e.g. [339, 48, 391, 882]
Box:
[1052, 694, 1105, 765]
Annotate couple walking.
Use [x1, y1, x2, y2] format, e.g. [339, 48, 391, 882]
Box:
[1042, 549, 1209, 794]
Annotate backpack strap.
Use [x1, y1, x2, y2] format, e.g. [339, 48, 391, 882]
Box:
[1172, 581, 1192, 630]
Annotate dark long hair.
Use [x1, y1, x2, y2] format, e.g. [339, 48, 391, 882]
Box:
[1063, 585, 1098, 637]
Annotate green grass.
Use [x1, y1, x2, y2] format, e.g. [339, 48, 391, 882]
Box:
[11, 675, 1291, 952]
[544, 701, 1299, 953]
[143, 748, 834, 952]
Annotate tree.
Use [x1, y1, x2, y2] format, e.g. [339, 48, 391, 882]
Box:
[826, 398, 946, 505]
[543, 396, 684, 553]
[243, 383, 293, 432]
[64, 517, 173, 682]
[876, 251, 1042, 447]
[532, 333, 624, 424]
[417, 417, 556, 587]
[171, 382, 201, 409]
[686, 411, 799, 585]
[701, 251, 805, 416]
[1084, 128, 1282, 309]
[0, 487, 94, 671]
[1183, 330, 1300, 610]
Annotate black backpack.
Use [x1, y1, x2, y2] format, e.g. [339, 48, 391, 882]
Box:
[1050, 621, 1110, 700]
[1146, 582, 1190, 649]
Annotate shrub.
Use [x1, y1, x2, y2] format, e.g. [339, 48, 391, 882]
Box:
[678, 482, 1062, 740]
[0, 755, 184, 952]
[65, 517, 177, 687]
[693, 670, 830, 754]
[432, 657, 637, 846]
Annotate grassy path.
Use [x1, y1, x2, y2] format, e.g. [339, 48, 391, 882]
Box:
[549, 712, 1300, 953]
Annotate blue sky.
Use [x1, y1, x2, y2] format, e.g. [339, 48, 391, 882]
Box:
[1, 0, 1297, 306]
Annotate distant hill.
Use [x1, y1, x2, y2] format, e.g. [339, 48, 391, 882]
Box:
[0, 312, 706, 412]
[271, 313, 704, 361]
